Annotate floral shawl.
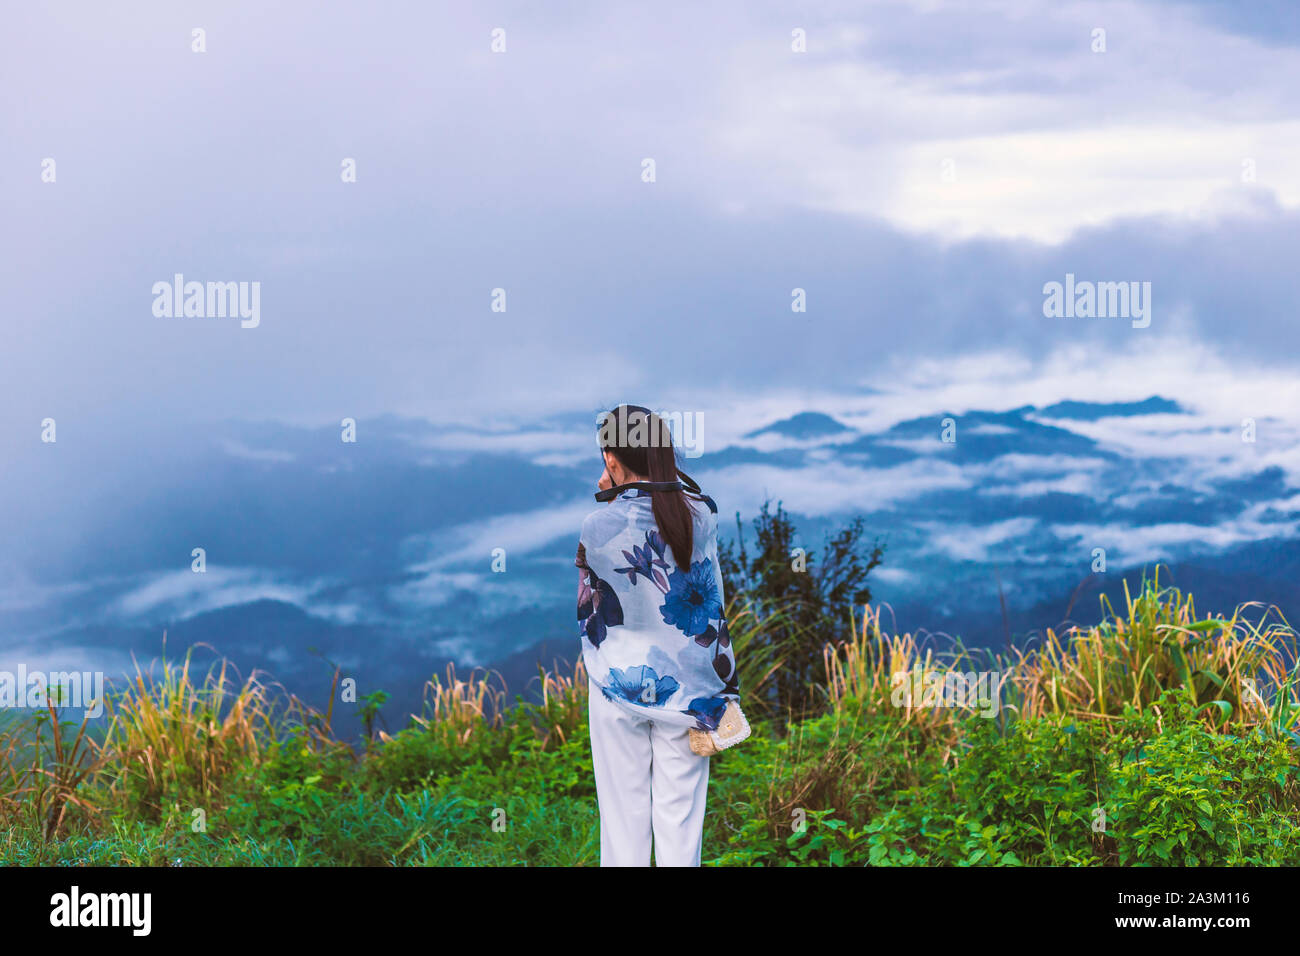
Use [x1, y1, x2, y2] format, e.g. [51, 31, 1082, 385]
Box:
[576, 488, 739, 731]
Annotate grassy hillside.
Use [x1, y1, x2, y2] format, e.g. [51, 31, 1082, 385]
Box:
[3, 577, 1298, 866]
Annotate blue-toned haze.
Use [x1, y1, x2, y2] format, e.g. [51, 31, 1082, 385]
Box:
[2, 0, 1297, 731]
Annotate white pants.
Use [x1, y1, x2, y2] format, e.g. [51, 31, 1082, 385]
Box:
[587, 678, 711, 867]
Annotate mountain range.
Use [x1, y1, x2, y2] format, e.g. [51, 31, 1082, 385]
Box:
[3, 395, 1296, 737]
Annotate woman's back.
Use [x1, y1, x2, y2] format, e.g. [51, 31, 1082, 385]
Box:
[577, 488, 738, 731]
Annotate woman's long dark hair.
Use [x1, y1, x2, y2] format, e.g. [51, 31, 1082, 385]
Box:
[598, 404, 695, 571]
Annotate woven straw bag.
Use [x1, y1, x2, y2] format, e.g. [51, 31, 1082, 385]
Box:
[688, 700, 751, 756]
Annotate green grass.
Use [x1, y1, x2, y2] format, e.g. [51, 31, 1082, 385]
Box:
[3, 578, 1298, 865]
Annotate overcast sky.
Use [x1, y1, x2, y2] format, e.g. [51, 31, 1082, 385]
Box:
[2, 0, 1297, 450]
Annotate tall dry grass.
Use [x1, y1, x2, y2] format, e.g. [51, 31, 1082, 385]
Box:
[1008, 576, 1295, 726]
[825, 574, 1300, 739]
[400, 664, 508, 746]
[531, 658, 588, 748]
[0, 647, 343, 836]
[97, 652, 280, 819]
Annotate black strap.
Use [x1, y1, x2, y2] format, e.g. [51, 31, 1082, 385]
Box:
[595, 480, 683, 503]
[594, 469, 712, 508]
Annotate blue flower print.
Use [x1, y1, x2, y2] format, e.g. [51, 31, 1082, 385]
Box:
[695, 619, 739, 693]
[660, 560, 722, 637]
[577, 565, 623, 648]
[603, 665, 680, 707]
[712, 649, 738, 689]
[683, 696, 729, 731]
[693, 618, 730, 649]
[614, 530, 671, 590]
[578, 500, 742, 731]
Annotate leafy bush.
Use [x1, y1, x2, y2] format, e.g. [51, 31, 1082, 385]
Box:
[720, 500, 884, 718]
[1108, 694, 1300, 865]
[3, 575, 1297, 866]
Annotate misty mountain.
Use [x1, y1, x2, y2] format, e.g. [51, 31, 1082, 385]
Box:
[3, 395, 1296, 737]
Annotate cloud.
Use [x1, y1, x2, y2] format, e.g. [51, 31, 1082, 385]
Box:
[916, 517, 1041, 563]
[403, 426, 593, 465]
[1050, 515, 1300, 566]
[700, 459, 972, 518]
[4, 0, 1300, 662]
[108, 567, 358, 625]
[1, 0, 1298, 446]
[979, 472, 1098, 498]
[0, 568, 99, 613]
[220, 440, 296, 463]
[702, 0, 1300, 241]
[387, 498, 595, 612]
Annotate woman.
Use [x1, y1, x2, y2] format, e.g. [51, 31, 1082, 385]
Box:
[576, 404, 739, 867]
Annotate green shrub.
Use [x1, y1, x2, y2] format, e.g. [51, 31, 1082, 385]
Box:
[1108, 694, 1300, 865]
